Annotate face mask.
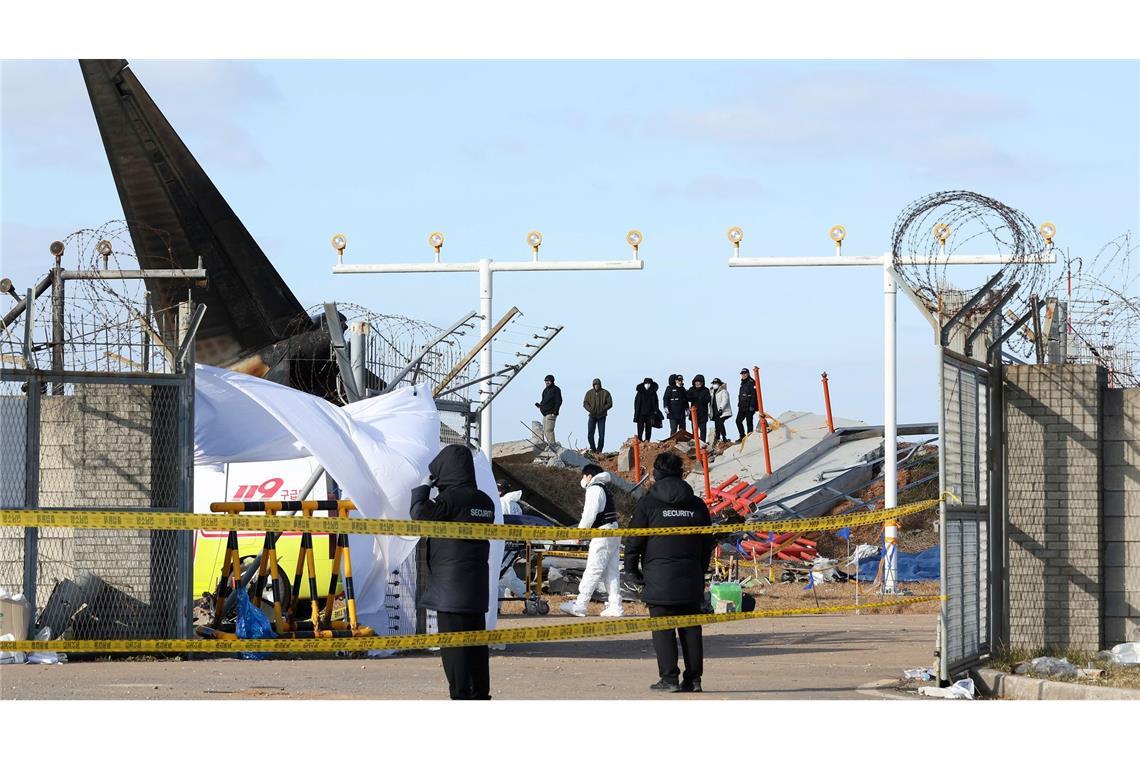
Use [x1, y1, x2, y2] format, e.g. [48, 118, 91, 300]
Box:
[580, 476, 591, 489]
[644, 383, 650, 390]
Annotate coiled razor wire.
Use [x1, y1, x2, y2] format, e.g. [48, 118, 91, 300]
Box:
[1, 220, 184, 374]
[890, 191, 1053, 354]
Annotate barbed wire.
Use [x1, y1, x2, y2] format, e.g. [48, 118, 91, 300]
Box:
[890, 190, 1057, 356]
[891, 190, 1051, 310]
[2, 221, 182, 373]
[1060, 232, 1139, 387]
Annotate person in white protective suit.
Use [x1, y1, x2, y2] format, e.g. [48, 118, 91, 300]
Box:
[497, 480, 523, 516]
[559, 464, 624, 617]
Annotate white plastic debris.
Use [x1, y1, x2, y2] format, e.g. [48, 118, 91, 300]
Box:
[0, 633, 26, 665]
[903, 667, 935, 681]
[811, 557, 841, 584]
[1106, 642, 1140, 666]
[1015, 657, 1078, 678]
[24, 626, 63, 665]
[919, 678, 974, 699]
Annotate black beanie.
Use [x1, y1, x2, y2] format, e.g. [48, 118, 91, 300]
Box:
[653, 452, 683, 479]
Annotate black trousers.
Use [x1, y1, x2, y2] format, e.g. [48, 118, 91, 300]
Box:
[695, 415, 708, 443]
[636, 419, 653, 442]
[435, 611, 490, 700]
[648, 603, 703, 683]
[587, 415, 606, 452]
[713, 416, 728, 442]
[735, 409, 754, 439]
[668, 416, 687, 435]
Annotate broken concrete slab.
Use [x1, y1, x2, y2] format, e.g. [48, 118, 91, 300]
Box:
[616, 445, 634, 473]
[491, 439, 542, 464]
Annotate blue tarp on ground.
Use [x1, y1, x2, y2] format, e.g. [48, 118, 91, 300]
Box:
[856, 546, 940, 581]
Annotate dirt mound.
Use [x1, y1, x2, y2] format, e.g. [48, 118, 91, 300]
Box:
[592, 432, 732, 483]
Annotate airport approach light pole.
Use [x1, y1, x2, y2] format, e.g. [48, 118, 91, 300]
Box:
[332, 230, 645, 461]
[726, 224, 1056, 592]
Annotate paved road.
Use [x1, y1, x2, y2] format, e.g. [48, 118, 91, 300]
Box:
[0, 613, 936, 700]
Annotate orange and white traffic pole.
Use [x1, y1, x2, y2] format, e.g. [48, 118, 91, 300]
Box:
[821, 372, 835, 433]
[632, 436, 642, 480]
[753, 366, 772, 476]
[883, 519, 899, 594]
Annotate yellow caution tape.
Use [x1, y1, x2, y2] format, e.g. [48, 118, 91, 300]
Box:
[0, 595, 943, 653]
[0, 496, 942, 540]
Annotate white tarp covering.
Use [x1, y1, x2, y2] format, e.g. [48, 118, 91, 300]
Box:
[193, 364, 503, 632]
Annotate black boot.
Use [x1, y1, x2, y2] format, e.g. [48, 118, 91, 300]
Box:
[650, 678, 681, 692]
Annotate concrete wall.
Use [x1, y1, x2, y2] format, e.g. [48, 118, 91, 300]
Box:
[1103, 388, 1140, 646]
[33, 383, 178, 613]
[1004, 364, 1104, 651]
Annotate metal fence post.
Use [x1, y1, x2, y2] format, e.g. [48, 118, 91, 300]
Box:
[937, 351, 949, 683]
[175, 304, 196, 640]
[22, 369, 41, 610]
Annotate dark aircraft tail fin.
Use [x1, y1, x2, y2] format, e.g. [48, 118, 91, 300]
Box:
[79, 59, 310, 367]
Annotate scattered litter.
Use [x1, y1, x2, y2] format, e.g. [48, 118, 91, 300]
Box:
[1015, 657, 1078, 678]
[919, 678, 974, 699]
[367, 649, 396, 658]
[1097, 642, 1140, 666]
[0, 633, 26, 665]
[811, 557, 842, 584]
[903, 667, 935, 681]
[0, 589, 32, 641]
[24, 626, 64, 665]
[234, 587, 276, 660]
[1076, 668, 1104, 679]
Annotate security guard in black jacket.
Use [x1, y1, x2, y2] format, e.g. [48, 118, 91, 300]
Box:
[623, 452, 716, 693]
[410, 444, 497, 700]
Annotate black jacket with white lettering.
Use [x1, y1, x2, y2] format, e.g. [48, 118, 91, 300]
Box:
[623, 476, 715, 605]
[410, 444, 496, 614]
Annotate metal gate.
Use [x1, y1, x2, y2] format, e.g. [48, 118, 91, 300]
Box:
[939, 352, 991, 680]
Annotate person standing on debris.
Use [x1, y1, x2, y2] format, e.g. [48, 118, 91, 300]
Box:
[535, 374, 563, 446]
[736, 368, 758, 442]
[633, 377, 661, 442]
[624, 452, 715, 693]
[709, 378, 733, 445]
[662, 373, 690, 436]
[582, 378, 613, 453]
[686, 375, 712, 443]
[560, 464, 624, 618]
[410, 444, 497, 700]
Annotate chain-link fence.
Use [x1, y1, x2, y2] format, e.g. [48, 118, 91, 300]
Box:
[0, 371, 194, 640]
[1, 265, 195, 641]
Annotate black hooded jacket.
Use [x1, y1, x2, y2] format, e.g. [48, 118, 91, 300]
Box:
[410, 444, 496, 614]
[623, 476, 715, 605]
[687, 375, 711, 423]
[738, 375, 758, 416]
[633, 378, 660, 422]
[538, 383, 563, 416]
[662, 375, 690, 421]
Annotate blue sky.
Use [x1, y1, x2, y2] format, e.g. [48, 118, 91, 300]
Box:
[2, 60, 1138, 447]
